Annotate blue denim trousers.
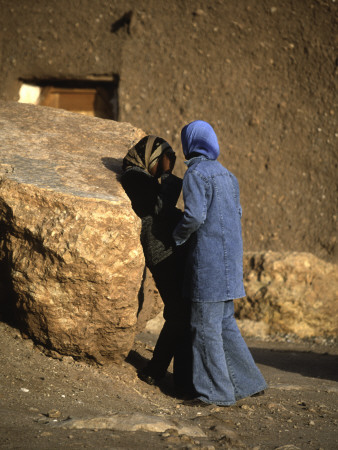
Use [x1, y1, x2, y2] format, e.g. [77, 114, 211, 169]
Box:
[191, 300, 267, 406]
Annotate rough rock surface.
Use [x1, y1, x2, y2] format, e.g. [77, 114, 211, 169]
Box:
[235, 251, 338, 338]
[0, 101, 146, 364]
[61, 413, 206, 437]
[135, 267, 163, 333]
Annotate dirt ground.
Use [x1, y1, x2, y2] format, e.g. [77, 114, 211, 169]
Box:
[1, 320, 337, 449]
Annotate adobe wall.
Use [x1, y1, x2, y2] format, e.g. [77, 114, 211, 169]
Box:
[0, 0, 336, 262]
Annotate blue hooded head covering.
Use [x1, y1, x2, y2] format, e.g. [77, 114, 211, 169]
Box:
[181, 120, 220, 160]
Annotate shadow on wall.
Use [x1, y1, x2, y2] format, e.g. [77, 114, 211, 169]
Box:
[111, 11, 133, 34]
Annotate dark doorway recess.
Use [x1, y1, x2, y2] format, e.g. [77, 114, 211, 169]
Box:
[18, 77, 119, 120]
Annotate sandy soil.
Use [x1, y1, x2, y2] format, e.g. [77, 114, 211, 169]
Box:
[1, 320, 337, 449]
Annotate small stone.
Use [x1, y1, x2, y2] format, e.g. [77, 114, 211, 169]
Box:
[248, 116, 260, 126]
[297, 401, 306, 407]
[240, 404, 251, 410]
[21, 388, 29, 393]
[193, 9, 206, 16]
[47, 409, 61, 418]
[210, 406, 221, 413]
[165, 436, 181, 444]
[275, 446, 300, 450]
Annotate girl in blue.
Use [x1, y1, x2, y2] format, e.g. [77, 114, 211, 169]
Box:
[173, 120, 267, 406]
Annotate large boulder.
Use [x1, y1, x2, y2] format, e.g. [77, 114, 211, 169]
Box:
[236, 251, 338, 339]
[0, 101, 146, 364]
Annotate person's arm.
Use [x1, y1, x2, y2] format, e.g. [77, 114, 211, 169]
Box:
[121, 168, 159, 217]
[155, 173, 182, 214]
[121, 167, 182, 219]
[172, 170, 209, 245]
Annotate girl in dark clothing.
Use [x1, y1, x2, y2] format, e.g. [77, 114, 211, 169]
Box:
[121, 135, 192, 394]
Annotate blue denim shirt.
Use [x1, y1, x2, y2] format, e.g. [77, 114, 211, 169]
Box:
[173, 156, 246, 302]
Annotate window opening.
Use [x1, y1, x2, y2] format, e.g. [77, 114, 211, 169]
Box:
[18, 78, 119, 120]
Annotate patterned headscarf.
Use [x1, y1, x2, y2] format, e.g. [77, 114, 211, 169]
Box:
[181, 120, 220, 160]
[123, 135, 173, 175]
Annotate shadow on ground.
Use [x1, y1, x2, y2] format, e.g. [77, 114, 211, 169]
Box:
[250, 347, 338, 382]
